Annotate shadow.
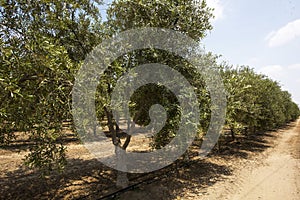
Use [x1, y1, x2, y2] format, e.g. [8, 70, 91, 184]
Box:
[105, 158, 232, 200]
[0, 158, 118, 200]
[212, 130, 277, 159]
[0, 147, 233, 200]
[1, 120, 297, 200]
[0, 133, 80, 152]
[0, 140, 35, 152]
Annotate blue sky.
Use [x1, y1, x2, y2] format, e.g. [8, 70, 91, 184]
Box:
[203, 0, 300, 104]
[100, 0, 300, 104]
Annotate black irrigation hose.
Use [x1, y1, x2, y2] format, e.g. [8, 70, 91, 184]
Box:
[97, 175, 162, 200]
[96, 160, 192, 200]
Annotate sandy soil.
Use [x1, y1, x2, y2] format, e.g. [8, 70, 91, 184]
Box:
[200, 119, 300, 200]
[1, 119, 299, 199]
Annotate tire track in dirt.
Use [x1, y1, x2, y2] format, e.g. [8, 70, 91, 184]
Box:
[202, 119, 300, 200]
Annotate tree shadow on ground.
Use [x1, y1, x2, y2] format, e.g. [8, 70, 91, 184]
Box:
[1, 132, 80, 152]
[211, 129, 280, 159]
[2, 122, 296, 199]
[0, 153, 232, 200]
[0, 158, 118, 200]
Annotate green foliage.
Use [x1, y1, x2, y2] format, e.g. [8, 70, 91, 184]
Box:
[0, 0, 102, 172]
[221, 64, 300, 137]
[106, 0, 213, 40]
[1, 0, 299, 173]
[101, 0, 214, 148]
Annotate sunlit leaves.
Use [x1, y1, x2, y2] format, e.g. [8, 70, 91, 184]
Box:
[0, 0, 103, 172]
[221, 64, 300, 135]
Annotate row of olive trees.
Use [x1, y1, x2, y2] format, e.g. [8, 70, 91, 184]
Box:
[0, 0, 103, 171]
[0, 0, 214, 172]
[1, 0, 299, 174]
[147, 61, 300, 148]
[221, 64, 300, 140]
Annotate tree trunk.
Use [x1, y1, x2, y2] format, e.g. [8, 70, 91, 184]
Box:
[104, 106, 132, 188]
[105, 107, 143, 188]
[115, 146, 129, 188]
[230, 128, 235, 141]
[104, 106, 119, 145]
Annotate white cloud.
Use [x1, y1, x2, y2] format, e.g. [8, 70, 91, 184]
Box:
[266, 19, 300, 47]
[288, 63, 300, 70]
[259, 64, 300, 104]
[259, 65, 284, 80]
[205, 0, 224, 21]
[259, 63, 300, 81]
[245, 57, 260, 66]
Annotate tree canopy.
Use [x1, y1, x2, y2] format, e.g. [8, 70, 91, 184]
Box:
[0, 0, 299, 173]
[0, 0, 103, 171]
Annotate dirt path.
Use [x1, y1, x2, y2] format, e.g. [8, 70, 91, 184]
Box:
[1, 120, 299, 199]
[201, 119, 300, 200]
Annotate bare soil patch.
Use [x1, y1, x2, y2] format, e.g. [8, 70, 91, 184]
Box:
[1, 120, 299, 199]
[200, 119, 300, 200]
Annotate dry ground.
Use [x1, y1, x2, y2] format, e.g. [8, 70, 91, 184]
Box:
[199, 119, 300, 200]
[1, 119, 299, 199]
